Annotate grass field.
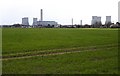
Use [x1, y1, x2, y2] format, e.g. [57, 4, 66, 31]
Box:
[0, 28, 2, 75]
[2, 28, 119, 74]
[3, 28, 118, 54]
[3, 47, 118, 74]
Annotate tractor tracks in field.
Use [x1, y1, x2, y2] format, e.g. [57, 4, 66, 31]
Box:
[1, 44, 118, 61]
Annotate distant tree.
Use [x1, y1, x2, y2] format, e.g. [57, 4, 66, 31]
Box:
[116, 22, 120, 26]
[12, 24, 22, 27]
[84, 24, 91, 28]
[60, 25, 62, 28]
[76, 25, 81, 28]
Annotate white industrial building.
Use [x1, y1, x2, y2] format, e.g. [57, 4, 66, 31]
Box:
[105, 16, 111, 24]
[37, 21, 58, 27]
[32, 9, 58, 27]
[22, 17, 29, 25]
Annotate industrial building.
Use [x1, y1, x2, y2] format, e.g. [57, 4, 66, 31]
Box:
[22, 17, 29, 25]
[36, 21, 58, 27]
[91, 16, 97, 25]
[91, 16, 101, 25]
[105, 16, 111, 24]
[91, 16, 102, 28]
[32, 18, 38, 26]
[32, 9, 58, 27]
[105, 16, 111, 27]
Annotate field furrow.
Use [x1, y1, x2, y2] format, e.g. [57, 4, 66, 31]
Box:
[2, 44, 117, 60]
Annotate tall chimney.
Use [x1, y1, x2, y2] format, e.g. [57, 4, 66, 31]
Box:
[80, 20, 82, 25]
[41, 9, 43, 21]
[72, 18, 73, 25]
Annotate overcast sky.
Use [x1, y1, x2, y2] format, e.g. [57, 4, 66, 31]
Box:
[0, 0, 119, 25]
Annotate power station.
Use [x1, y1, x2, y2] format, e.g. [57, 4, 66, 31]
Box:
[22, 9, 58, 27]
[20, 8, 119, 28]
[32, 9, 58, 27]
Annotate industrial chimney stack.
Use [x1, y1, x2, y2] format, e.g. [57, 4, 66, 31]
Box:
[72, 18, 73, 25]
[80, 20, 82, 25]
[41, 9, 43, 21]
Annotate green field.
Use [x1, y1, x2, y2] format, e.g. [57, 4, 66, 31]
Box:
[0, 28, 2, 75]
[2, 28, 119, 74]
[3, 28, 118, 54]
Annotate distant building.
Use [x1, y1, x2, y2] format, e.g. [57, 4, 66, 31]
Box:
[97, 17, 101, 23]
[22, 17, 29, 25]
[91, 16, 102, 28]
[33, 9, 58, 28]
[105, 16, 111, 27]
[91, 16, 97, 25]
[35, 21, 58, 27]
[32, 18, 38, 26]
[105, 16, 111, 24]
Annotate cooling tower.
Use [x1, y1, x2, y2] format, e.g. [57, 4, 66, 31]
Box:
[22, 17, 29, 25]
